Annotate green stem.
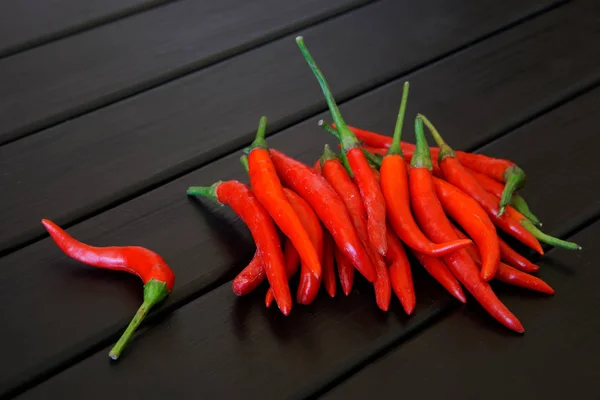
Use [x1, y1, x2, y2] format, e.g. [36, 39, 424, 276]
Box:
[108, 279, 170, 360]
[510, 194, 542, 227]
[410, 116, 433, 170]
[387, 81, 410, 156]
[318, 121, 354, 177]
[364, 149, 382, 169]
[296, 37, 358, 151]
[240, 155, 249, 173]
[320, 144, 338, 165]
[249, 116, 268, 151]
[187, 182, 222, 203]
[499, 166, 527, 216]
[418, 113, 455, 161]
[520, 219, 582, 251]
[318, 120, 341, 140]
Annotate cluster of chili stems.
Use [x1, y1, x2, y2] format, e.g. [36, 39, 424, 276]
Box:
[189, 37, 582, 332]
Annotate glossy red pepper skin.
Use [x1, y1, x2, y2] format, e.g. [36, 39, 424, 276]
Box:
[233, 250, 265, 296]
[335, 246, 354, 296]
[380, 154, 471, 257]
[498, 238, 539, 273]
[411, 249, 466, 303]
[269, 149, 377, 283]
[322, 232, 337, 297]
[432, 177, 500, 281]
[371, 243, 391, 311]
[189, 181, 292, 315]
[265, 237, 300, 307]
[385, 227, 416, 314]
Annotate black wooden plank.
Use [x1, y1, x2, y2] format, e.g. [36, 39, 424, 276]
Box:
[0, 0, 173, 59]
[322, 223, 600, 400]
[0, 0, 572, 255]
[0, 0, 368, 145]
[13, 80, 600, 400]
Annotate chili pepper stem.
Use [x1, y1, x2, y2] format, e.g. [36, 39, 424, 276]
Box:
[296, 37, 359, 152]
[511, 194, 542, 226]
[249, 116, 268, 150]
[240, 155, 250, 173]
[410, 117, 432, 170]
[520, 219, 582, 251]
[187, 183, 222, 204]
[499, 166, 527, 216]
[386, 81, 410, 157]
[418, 114, 456, 161]
[319, 121, 354, 177]
[109, 279, 169, 360]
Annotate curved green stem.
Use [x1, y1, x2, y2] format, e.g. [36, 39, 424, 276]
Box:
[364, 149, 382, 169]
[418, 113, 455, 161]
[499, 166, 527, 216]
[109, 279, 170, 360]
[520, 219, 581, 251]
[318, 120, 340, 140]
[240, 155, 249, 173]
[510, 194, 541, 227]
[387, 81, 410, 156]
[296, 37, 358, 151]
[318, 120, 353, 177]
[187, 182, 222, 204]
[411, 116, 432, 170]
[249, 116, 268, 151]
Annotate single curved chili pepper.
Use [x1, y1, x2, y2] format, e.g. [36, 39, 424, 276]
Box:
[411, 249, 466, 303]
[432, 177, 500, 281]
[378, 83, 471, 258]
[385, 226, 415, 315]
[297, 36, 387, 257]
[468, 168, 541, 226]
[322, 231, 336, 297]
[269, 148, 377, 282]
[498, 237, 539, 273]
[452, 226, 553, 294]
[247, 116, 321, 280]
[188, 181, 292, 315]
[505, 207, 582, 251]
[420, 114, 544, 255]
[41, 219, 175, 360]
[335, 246, 354, 296]
[233, 250, 265, 296]
[409, 117, 524, 333]
[265, 237, 300, 308]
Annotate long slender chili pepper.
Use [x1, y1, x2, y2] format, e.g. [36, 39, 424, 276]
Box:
[452, 226, 554, 294]
[41, 219, 175, 360]
[420, 114, 544, 255]
[322, 231, 337, 297]
[385, 226, 416, 315]
[411, 249, 466, 303]
[335, 246, 354, 296]
[505, 207, 582, 251]
[378, 83, 472, 257]
[498, 237, 539, 273]
[232, 250, 265, 296]
[247, 116, 321, 280]
[188, 181, 292, 315]
[265, 238, 300, 307]
[269, 148, 377, 282]
[297, 36, 387, 257]
[468, 168, 541, 226]
[409, 117, 524, 333]
[432, 177, 500, 281]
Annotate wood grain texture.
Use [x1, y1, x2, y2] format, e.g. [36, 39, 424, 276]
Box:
[0, 0, 173, 58]
[3, 7, 600, 394]
[323, 223, 600, 400]
[0, 0, 367, 145]
[0, 0, 569, 254]
[16, 86, 600, 400]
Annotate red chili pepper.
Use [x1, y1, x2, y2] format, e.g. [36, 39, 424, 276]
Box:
[371, 243, 391, 311]
[385, 226, 415, 315]
[432, 177, 500, 281]
[188, 181, 292, 315]
[334, 246, 354, 296]
[452, 226, 554, 294]
[265, 237, 300, 308]
[498, 238, 539, 273]
[247, 116, 321, 280]
[420, 114, 544, 255]
[322, 231, 337, 297]
[409, 117, 524, 333]
[269, 148, 377, 283]
[379, 83, 471, 258]
[41, 219, 175, 360]
[297, 36, 387, 257]
[232, 250, 265, 296]
[411, 249, 466, 303]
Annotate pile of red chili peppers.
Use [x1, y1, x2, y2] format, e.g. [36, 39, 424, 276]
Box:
[188, 36, 582, 333]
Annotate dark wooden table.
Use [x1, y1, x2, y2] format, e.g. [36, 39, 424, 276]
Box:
[1, 0, 599, 398]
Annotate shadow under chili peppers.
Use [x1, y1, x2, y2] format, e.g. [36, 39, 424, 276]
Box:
[232, 287, 267, 340]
